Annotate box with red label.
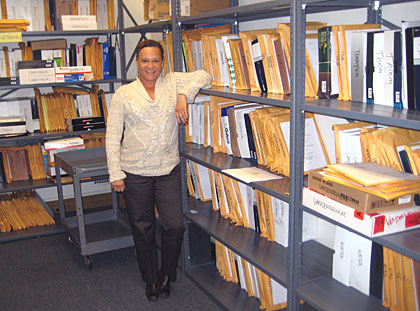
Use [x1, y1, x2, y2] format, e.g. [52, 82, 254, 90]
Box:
[303, 187, 420, 237]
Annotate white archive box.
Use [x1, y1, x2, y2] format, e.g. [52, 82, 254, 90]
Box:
[302, 187, 420, 237]
[44, 137, 84, 163]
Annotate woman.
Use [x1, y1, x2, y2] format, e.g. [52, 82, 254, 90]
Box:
[105, 39, 212, 301]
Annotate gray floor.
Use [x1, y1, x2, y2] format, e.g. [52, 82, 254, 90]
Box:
[0, 233, 223, 311]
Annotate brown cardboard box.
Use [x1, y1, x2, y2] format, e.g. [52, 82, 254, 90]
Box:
[308, 169, 414, 214]
[144, 0, 230, 21]
[29, 39, 67, 51]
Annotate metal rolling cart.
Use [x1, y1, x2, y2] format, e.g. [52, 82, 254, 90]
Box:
[54, 146, 133, 269]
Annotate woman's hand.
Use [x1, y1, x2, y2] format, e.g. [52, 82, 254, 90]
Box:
[111, 179, 125, 192]
[176, 94, 188, 125]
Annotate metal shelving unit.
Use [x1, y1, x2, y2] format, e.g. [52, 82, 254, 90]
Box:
[0, 0, 126, 243]
[121, 0, 420, 310]
[0, 79, 123, 91]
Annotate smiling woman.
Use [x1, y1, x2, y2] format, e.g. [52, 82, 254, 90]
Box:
[105, 39, 212, 301]
[136, 43, 164, 96]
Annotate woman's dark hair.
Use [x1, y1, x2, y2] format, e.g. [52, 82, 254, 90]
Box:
[135, 39, 164, 60]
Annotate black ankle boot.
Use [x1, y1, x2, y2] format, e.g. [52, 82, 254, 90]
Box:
[146, 283, 159, 301]
[158, 274, 170, 298]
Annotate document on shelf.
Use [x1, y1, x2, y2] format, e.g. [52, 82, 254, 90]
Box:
[222, 167, 282, 184]
[326, 162, 420, 186]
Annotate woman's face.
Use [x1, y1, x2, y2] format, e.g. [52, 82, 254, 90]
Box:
[136, 46, 164, 84]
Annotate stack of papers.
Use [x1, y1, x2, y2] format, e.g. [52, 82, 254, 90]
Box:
[322, 162, 420, 201]
[0, 19, 30, 32]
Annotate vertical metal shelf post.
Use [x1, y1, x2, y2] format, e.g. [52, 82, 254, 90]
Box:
[289, 0, 306, 310]
[118, 0, 127, 80]
[171, 0, 190, 273]
[230, 0, 239, 34]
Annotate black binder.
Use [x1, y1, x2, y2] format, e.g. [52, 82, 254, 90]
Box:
[393, 31, 403, 108]
[251, 39, 267, 93]
[366, 32, 375, 104]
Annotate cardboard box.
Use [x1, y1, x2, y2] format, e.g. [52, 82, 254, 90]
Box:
[308, 169, 414, 214]
[144, 0, 230, 20]
[303, 187, 420, 237]
[28, 39, 67, 51]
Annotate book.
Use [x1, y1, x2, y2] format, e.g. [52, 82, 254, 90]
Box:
[366, 32, 375, 104]
[393, 31, 403, 108]
[17, 60, 54, 69]
[19, 68, 56, 85]
[55, 66, 93, 83]
[318, 26, 338, 99]
[61, 15, 98, 30]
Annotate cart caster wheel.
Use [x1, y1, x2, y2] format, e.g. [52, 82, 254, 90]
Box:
[84, 255, 93, 270]
[67, 235, 74, 244]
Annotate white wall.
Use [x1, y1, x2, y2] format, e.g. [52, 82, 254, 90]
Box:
[123, 0, 163, 79]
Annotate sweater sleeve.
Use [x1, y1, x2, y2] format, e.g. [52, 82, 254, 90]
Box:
[173, 70, 212, 103]
[105, 88, 127, 183]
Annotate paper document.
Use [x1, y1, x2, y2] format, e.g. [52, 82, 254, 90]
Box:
[326, 162, 420, 186]
[222, 167, 282, 183]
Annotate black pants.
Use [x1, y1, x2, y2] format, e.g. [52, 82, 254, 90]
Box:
[123, 165, 184, 285]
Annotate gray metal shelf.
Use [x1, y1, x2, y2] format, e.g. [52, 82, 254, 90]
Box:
[124, 21, 172, 33]
[301, 200, 420, 262]
[375, 229, 420, 263]
[0, 178, 57, 194]
[186, 263, 261, 311]
[185, 197, 332, 288]
[199, 86, 291, 108]
[0, 79, 123, 91]
[183, 143, 290, 202]
[22, 30, 119, 37]
[303, 99, 420, 130]
[297, 276, 383, 311]
[0, 222, 63, 243]
[0, 128, 105, 144]
[0, 192, 64, 243]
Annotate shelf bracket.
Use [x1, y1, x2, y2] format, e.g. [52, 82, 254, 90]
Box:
[0, 88, 18, 100]
[122, 1, 139, 27]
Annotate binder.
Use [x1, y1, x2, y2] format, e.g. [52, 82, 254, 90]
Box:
[366, 32, 375, 104]
[318, 26, 337, 99]
[393, 31, 403, 108]
[251, 39, 267, 93]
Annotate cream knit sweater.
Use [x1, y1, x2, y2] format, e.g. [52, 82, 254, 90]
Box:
[106, 70, 212, 182]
